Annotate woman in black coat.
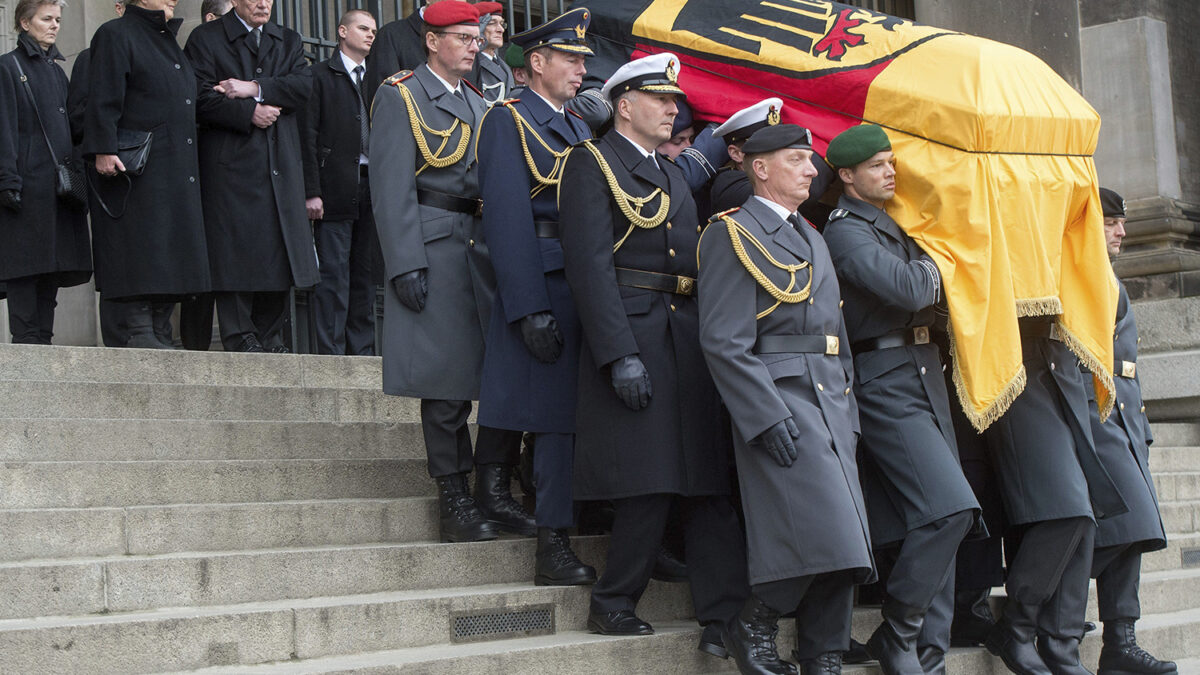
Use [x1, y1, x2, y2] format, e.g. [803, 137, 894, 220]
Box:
[85, 0, 211, 349]
[0, 0, 92, 344]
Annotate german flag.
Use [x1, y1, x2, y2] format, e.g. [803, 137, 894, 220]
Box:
[584, 0, 1118, 431]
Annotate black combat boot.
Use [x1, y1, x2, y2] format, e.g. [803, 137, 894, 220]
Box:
[797, 651, 842, 675]
[918, 645, 946, 675]
[951, 587, 996, 647]
[1098, 620, 1178, 675]
[984, 600, 1053, 675]
[722, 595, 797, 675]
[1037, 635, 1094, 675]
[473, 463, 536, 536]
[534, 527, 596, 586]
[865, 601, 925, 675]
[435, 474, 498, 543]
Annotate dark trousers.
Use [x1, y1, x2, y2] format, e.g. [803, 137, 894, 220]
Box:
[6, 274, 58, 344]
[1092, 543, 1142, 622]
[313, 180, 376, 355]
[755, 570, 856, 660]
[885, 511, 975, 610]
[1000, 517, 1093, 635]
[99, 295, 130, 347]
[214, 291, 288, 350]
[591, 493, 748, 628]
[532, 432, 575, 529]
[921, 568, 956, 652]
[180, 293, 215, 350]
[419, 399, 520, 478]
[1034, 518, 1096, 640]
[475, 426, 521, 466]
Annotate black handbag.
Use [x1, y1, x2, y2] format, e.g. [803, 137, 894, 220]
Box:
[12, 58, 88, 209]
[116, 128, 153, 176]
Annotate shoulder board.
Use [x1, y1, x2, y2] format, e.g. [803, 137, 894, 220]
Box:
[708, 207, 741, 223]
[461, 78, 483, 97]
[383, 70, 413, 86]
[497, 98, 519, 108]
[567, 108, 584, 121]
[827, 208, 850, 223]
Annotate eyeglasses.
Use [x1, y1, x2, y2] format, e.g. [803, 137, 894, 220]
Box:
[436, 32, 482, 47]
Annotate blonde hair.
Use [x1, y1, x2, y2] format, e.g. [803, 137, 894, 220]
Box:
[13, 0, 66, 32]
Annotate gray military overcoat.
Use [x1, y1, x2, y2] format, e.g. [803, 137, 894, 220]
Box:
[824, 196, 981, 546]
[370, 64, 495, 400]
[471, 52, 514, 106]
[1086, 279, 1166, 551]
[697, 196, 874, 586]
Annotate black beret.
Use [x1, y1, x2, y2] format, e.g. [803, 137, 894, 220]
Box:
[741, 124, 813, 155]
[1099, 188, 1126, 218]
[827, 124, 891, 168]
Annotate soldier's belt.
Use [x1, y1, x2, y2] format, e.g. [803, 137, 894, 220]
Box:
[851, 326, 932, 354]
[754, 334, 841, 356]
[1116, 360, 1137, 379]
[416, 189, 482, 216]
[535, 221, 560, 239]
[614, 267, 695, 297]
[1017, 317, 1063, 342]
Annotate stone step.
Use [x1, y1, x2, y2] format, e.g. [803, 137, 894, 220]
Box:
[1143, 532, 1200, 573]
[1154, 471, 1200, 501]
[1160, 500, 1200, 533]
[0, 498, 441, 562]
[1141, 349, 1200, 423]
[175, 608, 1200, 675]
[0, 381, 417, 423]
[1151, 446, 1200, 473]
[0, 582, 694, 674]
[0, 459, 430, 509]
[0, 344, 381, 390]
[0, 419, 424, 462]
[0, 536, 608, 620]
[1151, 422, 1200, 448]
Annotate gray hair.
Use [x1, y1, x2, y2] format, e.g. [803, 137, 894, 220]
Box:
[13, 0, 67, 32]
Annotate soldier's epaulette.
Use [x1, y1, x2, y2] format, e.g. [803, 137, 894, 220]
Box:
[566, 108, 584, 121]
[708, 207, 741, 223]
[461, 78, 483, 98]
[383, 70, 413, 87]
[496, 98, 520, 108]
[827, 208, 850, 223]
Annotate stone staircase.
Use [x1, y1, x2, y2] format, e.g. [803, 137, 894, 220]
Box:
[0, 343, 1195, 674]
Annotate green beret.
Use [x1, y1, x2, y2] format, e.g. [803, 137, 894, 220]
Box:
[504, 42, 525, 69]
[826, 124, 891, 169]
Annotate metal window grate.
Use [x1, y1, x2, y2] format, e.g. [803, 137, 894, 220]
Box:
[450, 604, 555, 644]
[1184, 548, 1200, 568]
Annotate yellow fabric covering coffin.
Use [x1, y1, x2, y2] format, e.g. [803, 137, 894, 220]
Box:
[867, 33, 1116, 430]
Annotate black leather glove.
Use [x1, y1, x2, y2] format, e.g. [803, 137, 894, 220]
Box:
[0, 189, 20, 213]
[392, 269, 428, 312]
[520, 311, 563, 363]
[611, 354, 652, 410]
[755, 417, 800, 467]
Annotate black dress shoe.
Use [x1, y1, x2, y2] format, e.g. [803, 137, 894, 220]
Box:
[984, 601, 1053, 675]
[473, 463, 536, 536]
[865, 601, 925, 675]
[842, 638, 871, 665]
[587, 609, 653, 635]
[723, 595, 797, 675]
[126, 332, 173, 349]
[651, 545, 688, 582]
[232, 334, 265, 353]
[434, 474, 498, 543]
[268, 344, 290, 354]
[698, 622, 728, 658]
[534, 527, 596, 586]
[1037, 635, 1093, 675]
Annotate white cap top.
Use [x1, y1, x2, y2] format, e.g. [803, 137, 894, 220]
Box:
[712, 97, 785, 144]
[600, 52, 686, 100]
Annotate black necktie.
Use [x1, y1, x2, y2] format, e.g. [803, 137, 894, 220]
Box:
[252, 27, 261, 48]
[787, 213, 806, 231]
[354, 65, 368, 157]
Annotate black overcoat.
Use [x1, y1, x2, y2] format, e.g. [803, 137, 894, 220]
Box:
[823, 196, 981, 546]
[364, 11, 425, 103]
[696, 196, 873, 586]
[1086, 279, 1166, 552]
[84, 7, 211, 300]
[0, 34, 91, 285]
[559, 130, 731, 500]
[184, 12, 319, 292]
[300, 52, 368, 222]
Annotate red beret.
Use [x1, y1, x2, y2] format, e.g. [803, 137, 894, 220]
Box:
[424, 1, 480, 27]
[475, 2, 504, 16]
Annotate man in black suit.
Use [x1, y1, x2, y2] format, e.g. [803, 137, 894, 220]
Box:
[300, 9, 378, 356]
[364, 0, 448, 101]
[184, 0, 320, 353]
